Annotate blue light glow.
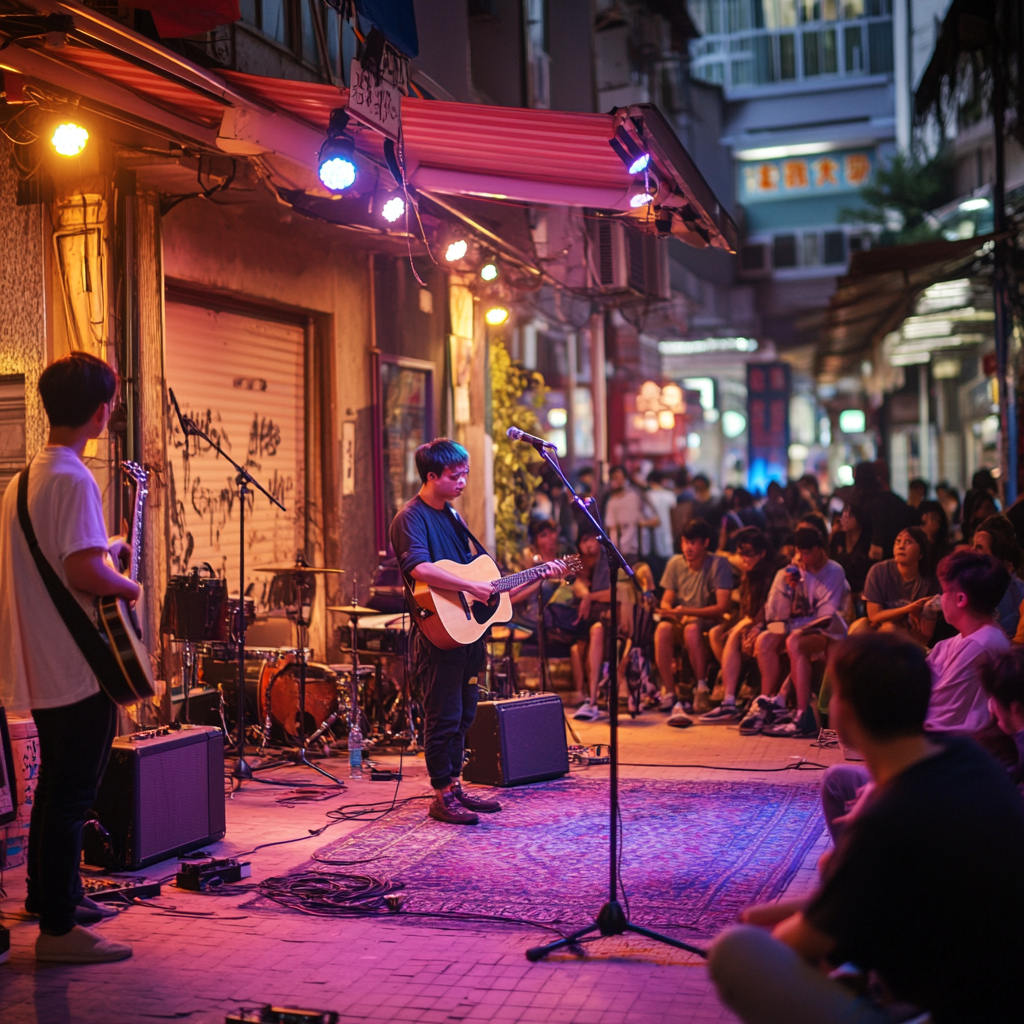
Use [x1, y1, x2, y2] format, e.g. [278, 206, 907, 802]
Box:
[319, 156, 356, 191]
[629, 153, 650, 174]
[630, 191, 654, 208]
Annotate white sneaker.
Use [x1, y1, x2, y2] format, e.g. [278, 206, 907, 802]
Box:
[36, 925, 132, 963]
[657, 692, 677, 712]
[667, 701, 694, 728]
[573, 701, 601, 721]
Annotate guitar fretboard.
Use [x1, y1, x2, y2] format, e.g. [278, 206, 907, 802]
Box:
[492, 556, 582, 594]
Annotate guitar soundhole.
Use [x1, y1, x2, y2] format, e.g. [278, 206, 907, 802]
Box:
[472, 595, 499, 624]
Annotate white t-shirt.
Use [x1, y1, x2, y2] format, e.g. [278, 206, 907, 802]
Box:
[925, 623, 1010, 734]
[641, 487, 677, 558]
[0, 446, 110, 711]
[604, 489, 643, 556]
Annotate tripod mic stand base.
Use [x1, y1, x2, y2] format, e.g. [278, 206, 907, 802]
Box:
[525, 901, 706, 962]
[231, 757, 254, 781]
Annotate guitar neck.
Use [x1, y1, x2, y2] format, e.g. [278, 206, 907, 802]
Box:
[491, 561, 556, 594]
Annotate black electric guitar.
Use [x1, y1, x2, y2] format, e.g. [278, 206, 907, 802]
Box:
[97, 462, 156, 705]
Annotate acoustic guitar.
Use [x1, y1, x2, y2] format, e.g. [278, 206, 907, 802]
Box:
[97, 462, 156, 705]
[410, 553, 582, 650]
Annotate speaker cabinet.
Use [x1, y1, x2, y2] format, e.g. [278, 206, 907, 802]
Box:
[84, 726, 225, 870]
[463, 694, 569, 787]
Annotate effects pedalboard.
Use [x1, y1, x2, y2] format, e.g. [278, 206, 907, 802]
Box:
[226, 1006, 338, 1024]
[568, 744, 610, 766]
[82, 876, 162, 902]
[176, 855, 252, 891]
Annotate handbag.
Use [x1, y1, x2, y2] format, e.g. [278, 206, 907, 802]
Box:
[16, 464, 127, 704]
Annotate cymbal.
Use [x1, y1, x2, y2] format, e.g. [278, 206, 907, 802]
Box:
[327, 604, 379, 616]
[253, 564, 346, 575]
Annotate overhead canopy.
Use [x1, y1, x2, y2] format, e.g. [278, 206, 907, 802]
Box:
[0, 1, 736, 253]
[816, 235, 994, 381]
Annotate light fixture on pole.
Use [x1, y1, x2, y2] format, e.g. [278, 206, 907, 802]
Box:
[480, 260, 498, 281]
[485, 306, 509, 326]
[318, 109, 357, 192]
[445, 239, 468, 262]
[51, 122, 88, 157]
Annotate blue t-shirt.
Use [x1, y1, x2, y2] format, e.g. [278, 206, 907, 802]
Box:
[390, 495, 475, 587]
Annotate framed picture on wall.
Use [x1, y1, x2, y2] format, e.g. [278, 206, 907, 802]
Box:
[372, 354, 434, 551]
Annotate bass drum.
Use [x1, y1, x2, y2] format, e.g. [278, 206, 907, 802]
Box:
[253, 652, 343, 747]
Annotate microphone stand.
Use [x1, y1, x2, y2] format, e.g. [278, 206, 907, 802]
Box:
[518, 440, 704, 962]
[168, 390, 286, 785]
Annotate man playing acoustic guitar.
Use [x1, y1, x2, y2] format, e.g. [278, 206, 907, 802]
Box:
[391, 439, 565, 824]
[0, 354, 139, 963]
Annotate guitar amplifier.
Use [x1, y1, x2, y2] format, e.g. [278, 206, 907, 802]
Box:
[84, 726, 226, 870]
[463, 694, 569, 787]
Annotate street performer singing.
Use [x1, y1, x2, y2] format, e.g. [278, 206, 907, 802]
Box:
[391, 438, 564, 824]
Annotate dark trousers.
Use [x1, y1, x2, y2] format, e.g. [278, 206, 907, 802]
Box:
[415, 631, 484, 789]
[28, 689, 117, 935]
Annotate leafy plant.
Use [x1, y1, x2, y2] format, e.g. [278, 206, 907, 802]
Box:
[490, 339, 547, 568]
[840, 150, 955, 245]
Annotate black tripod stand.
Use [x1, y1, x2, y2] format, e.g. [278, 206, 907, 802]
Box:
[516, 442, 705, 962]
[168, 389, 286, 784]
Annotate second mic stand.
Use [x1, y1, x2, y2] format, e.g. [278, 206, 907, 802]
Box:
[522, 444, 704, 962]
[169, 389, 286, 785]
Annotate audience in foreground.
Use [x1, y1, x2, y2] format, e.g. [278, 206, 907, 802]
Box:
[710, 632, 1024, 1024]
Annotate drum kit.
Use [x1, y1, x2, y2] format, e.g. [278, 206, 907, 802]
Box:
[160, 559, 423, 776]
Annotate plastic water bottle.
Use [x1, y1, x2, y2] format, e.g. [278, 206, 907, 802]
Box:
[348, 725, 363, 779]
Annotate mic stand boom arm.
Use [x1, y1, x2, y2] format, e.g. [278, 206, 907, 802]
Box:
[169, 390, 286, 783]
[522, 440, 704, 961]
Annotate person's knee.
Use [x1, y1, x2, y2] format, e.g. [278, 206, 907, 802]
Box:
[708, 925, 776, 989]
[754, 631, 776, 660]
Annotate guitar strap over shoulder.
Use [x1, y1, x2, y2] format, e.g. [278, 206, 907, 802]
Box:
[16, 464, 123, 699]
[446, 505, 488, 558]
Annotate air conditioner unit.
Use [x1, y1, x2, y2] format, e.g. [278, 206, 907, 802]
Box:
[587, 219, 629, 291]
[627, 231, 671, 300]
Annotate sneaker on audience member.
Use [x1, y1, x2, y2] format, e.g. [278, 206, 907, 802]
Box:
[709, 682, 726, 704]
[573, 701, 601, 721]
[667, 702, 694, 728]
[657, 692, 677, 712]
[763, 705, 818, 739]
[693, 687, 712, 715]
[701, 701, 744, 725]
[738, 695, 775, 735]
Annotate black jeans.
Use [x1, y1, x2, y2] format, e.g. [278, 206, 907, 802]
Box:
[28, 689, 117, 935]
[414, 630, 485, 789]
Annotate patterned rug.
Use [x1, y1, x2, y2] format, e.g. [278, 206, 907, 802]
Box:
[274, 776, 824, 939]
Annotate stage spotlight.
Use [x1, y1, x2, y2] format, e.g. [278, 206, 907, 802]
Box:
[381, 195, 405, 222]
[480, 261, 498, 281]
[445, 239, 468, 262]
[318, 109, 357, 192]
[629, 153, 650, 174]
[629, 184, 655, 208]
[51, 122, 88, 157]
[485, 306, 509, 325]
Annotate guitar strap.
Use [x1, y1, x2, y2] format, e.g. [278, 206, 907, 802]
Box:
[16, 464, 124, 700]
[446, 505, 488, 558]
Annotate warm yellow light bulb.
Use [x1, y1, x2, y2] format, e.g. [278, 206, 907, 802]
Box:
[485, 306, 509, 326]
[52, 122, 89, 157]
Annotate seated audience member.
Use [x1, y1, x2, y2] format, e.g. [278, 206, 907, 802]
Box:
[741, 527, 850, 738]
[795, 511, 829, 547]
[962, 488, 998, 544]
[852, 460, 920, 561]
[710, 632, 1024, 1024]
[971, 513, 1024, 639]
[639, 469, 676, 582]
[510, 518, 563, 630]
[853, 526, 938, 644]
[907, 477, 928, 508]
[570, 526, 611, 722]
[828, 500, 873, 596]
[917, 498, 953, 567]
[654, 518, 733, 727]
[703, 528, 783, 724]
[982, 646, 1024, 794]
[603, 464, 654, 565]
[934, 481, 962, 541]
[762, 480, 792, 552]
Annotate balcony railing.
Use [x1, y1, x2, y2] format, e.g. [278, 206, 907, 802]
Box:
[690, 15, 893, 90]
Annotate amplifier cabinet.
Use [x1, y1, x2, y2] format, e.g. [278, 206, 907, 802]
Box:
[464, 694, 569, 787]
[84, 726, 225, 870]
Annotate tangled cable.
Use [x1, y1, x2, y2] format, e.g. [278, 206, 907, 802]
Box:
[257, 870, 404, 915]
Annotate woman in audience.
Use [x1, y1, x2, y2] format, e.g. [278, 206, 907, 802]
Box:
[852, 526, 938, 645]
[972, 514, 1024, 640]
[918, 498, 953, 567]
[829, 501, 873, 599]
[963, 490, 999, 544]
[702, 528, 785, 724]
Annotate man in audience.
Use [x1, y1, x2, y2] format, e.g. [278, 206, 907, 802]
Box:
[740, 527, 849, 738]
[603, 464, 659, 565]
[710, 632, 1024, 1024]
[655, 518, 733, 726]
[640, 469, 677, 582]
[853, 460, 919, 561]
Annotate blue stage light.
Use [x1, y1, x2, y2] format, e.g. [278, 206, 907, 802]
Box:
[629, 153, 650, 174]
[319, 109, 357, 192]
[320, 155, 356, 191]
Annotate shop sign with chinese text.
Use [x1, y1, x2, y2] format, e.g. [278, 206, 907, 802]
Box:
[347, 45, 408, 141]
[738, 149, 874, 203]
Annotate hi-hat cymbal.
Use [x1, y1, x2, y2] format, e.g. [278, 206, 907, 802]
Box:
[327, 604, 379, 616]
[253, 564, 346, 575]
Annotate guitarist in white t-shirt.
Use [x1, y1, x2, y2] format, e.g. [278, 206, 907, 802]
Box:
[0, 353, 137, 964]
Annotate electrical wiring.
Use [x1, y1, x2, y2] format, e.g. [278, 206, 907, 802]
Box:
[618, 760, 829, 772]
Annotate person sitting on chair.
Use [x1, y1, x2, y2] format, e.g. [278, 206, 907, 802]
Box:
[654, 518, 733, 728]
[710, 631, 1024, 1024]
[571, 525, 612, 722]
[739, 526, 849, 739]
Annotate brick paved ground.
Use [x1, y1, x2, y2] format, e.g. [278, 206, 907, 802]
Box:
[0, 709, 844, 1024]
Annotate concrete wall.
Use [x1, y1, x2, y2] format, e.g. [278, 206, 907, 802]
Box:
[0, 139, 48, 460]
[413, 0, 473, 102]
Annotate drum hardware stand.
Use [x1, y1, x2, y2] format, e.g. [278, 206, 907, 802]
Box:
[509, 436, 704, 963]
[168, 388, 286, 785]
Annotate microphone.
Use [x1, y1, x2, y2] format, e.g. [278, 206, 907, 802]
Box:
[167, 388, 189, 437]
[506, 426, 556, 449]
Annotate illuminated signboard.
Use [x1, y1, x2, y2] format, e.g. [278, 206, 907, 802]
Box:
[739, 149, 874, 203]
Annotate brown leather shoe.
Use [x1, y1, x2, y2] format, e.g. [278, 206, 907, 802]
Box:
[428, 790, 479, 825]
[452, 783, 501, 813]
